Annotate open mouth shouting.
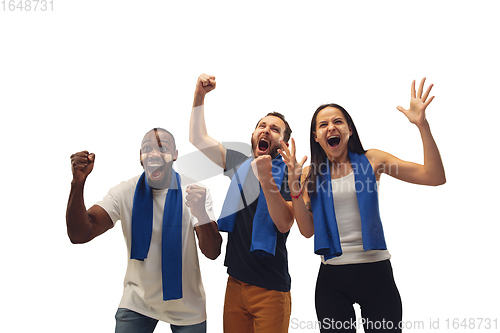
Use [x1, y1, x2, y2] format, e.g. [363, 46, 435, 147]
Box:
[147, 160, 165, 181]
[144, 153, 173, 182]
[257, 137, 270, 154]
[327, 135, 341, 149]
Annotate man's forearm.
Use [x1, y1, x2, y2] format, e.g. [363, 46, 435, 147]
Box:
[189, 95, 226, 169]
[195, 221, 222, 260]
[66, 180, 93, 244]
[189, 103, 208, 147]
[193, 92, 205, 108]
[261, 180, 294, 233]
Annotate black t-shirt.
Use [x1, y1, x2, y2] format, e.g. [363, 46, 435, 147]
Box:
[223, 149, 292, 292]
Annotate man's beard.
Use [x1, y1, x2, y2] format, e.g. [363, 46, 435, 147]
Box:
[251, 138, 279, 158]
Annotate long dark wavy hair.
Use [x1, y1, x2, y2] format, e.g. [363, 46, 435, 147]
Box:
[305, 103, 366, 194]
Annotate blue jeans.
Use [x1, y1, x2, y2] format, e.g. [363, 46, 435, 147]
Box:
[115, 308, 207, 333]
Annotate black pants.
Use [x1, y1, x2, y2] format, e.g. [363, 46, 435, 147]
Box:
[315, 260, 402, 332]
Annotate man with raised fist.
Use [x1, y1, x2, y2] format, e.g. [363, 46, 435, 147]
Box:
[66, 127, 222, 333]
[190, 74, 294, 333]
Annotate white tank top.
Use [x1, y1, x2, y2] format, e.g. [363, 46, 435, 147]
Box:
[322, 171, 391, 265]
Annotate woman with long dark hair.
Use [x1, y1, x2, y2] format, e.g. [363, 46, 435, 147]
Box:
[279, 78, 445, 332]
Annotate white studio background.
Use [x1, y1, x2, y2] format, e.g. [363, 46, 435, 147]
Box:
[1, 1, 499, 332]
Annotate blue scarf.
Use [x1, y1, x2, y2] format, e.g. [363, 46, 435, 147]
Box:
[131, 170, 183, 301]
[218, 155, 286, 257]
[311, 151, 387, 260]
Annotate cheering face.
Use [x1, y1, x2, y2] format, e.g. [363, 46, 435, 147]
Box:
[251, 116, 286, 158]
[314, 107, 352, 160]
[140, 130, 178, 189]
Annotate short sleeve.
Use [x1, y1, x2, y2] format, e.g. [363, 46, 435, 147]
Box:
[223, 149, 250, 180]
[95, 185, 123, 226]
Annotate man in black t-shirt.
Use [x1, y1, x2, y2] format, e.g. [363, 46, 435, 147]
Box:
[190, 74, 294, 333]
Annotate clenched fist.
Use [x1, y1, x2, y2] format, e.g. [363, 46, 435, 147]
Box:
[195, 73, 216, 97]
[251, 155, 275, 187]
[185, 185, 210, 226]
[71, 151, 95, 183]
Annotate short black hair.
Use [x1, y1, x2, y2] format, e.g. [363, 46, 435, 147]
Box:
[140, 128, 176, 167]
[142, 127, 176, 150]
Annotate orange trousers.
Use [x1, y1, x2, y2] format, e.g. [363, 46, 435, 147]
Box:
[223, 276, 291, 333]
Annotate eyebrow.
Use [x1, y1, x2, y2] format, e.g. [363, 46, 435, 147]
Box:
[318, 117, 344, 124]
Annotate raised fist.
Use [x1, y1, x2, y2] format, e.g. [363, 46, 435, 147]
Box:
[195, 73, 216, 97]
[70, 151, 95, 183]
[185, 185, 210, 225]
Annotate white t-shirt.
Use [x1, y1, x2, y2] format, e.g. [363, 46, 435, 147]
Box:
[96, 174, 216, 325]
[322, 171, 391, 265]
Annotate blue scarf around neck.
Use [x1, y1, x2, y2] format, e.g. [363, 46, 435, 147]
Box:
[311, 151, 387, 260]
[131, 170, 183, 301]
[218, 155, 286, 257]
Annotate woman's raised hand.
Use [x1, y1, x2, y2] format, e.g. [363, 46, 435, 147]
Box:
[279, 138, 307, 197]
[397, 77, 435, 128]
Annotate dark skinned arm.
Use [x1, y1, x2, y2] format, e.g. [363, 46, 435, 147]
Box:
[66, 151, 114, 244]
[195, 221, 222, 260]
[186, 185, 222, 260]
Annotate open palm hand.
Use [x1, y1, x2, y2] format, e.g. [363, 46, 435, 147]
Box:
[397, 77, 435, 127]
